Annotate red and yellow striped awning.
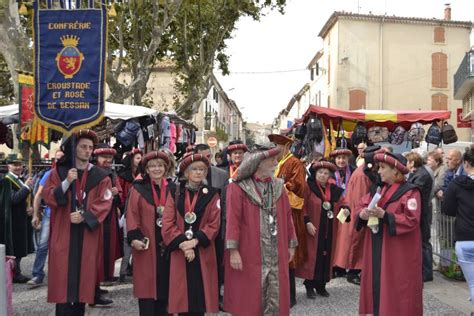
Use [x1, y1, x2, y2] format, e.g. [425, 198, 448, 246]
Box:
[303, 105, 451, 131]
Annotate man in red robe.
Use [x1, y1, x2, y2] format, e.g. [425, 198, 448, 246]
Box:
[333, 145, 382, 285]
[43, 130, 113, 315]
[269, 133, 306, 307]
[93, 144, 123, 298]
[224, 145, 298, 316]
[355, 152, 422, 316]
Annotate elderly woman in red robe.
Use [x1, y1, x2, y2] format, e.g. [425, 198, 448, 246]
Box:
[356, 152, 422, 316]
[329, 148, 356, 278]
[162, 154, 221, 316]
[126, 151, 175, 315]
[296, 161, 350, 299]
[224, 145, 298, 316]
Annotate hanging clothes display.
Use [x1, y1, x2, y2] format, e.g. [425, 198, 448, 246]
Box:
[160, 115, 171, 149]
[169, 121, 177, 153]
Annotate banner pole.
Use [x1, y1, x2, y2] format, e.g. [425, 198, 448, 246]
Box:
[71, 136, 77, 213]
[0, 244, 8, 316]
[27, 145, 33, 208]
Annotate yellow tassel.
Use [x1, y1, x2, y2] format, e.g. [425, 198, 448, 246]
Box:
[19, 3, 28, 16]
[108, 3, 117, 18]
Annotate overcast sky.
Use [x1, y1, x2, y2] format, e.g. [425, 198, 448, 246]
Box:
[215, 0, 474, 124]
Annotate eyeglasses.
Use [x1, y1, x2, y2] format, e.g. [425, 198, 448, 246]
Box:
[189, 167, 206, 173]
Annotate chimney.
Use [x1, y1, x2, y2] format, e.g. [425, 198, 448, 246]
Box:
[444, 3, 451, 21]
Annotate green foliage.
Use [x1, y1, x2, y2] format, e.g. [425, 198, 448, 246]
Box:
[0, 54, 14, 105]
[215, 126, 228, 142]
[1, 0, 286, 114]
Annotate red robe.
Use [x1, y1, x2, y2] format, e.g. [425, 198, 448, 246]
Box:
[224, 180, 297, 316]
[276, 154, 307, 268]
[296, 182, 349, 281]
[161, 184, 221, 314]
[43, 164, 112, 304]
[356, 182, 422, 316]
[126, 177, 173, 300]
[333, 165, 372, 270]
[98, 170, 124, 282]
[117, 169, 136, 209]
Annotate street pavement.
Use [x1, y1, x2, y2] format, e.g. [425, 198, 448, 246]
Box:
[11, 254, 472, 315]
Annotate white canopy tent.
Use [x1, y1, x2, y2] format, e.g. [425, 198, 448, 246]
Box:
[0, 102, 159, 121]
[0, 104, 19, 118]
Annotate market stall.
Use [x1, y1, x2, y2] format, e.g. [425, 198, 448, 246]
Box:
[0, 103, 197, 160]
[302, 105, 451, 130]
[290, 105, 453, 158]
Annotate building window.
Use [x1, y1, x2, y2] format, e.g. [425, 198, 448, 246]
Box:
[213, 87, 219, 102]
[431, 93, 448, 110]
[434, 27, 445, 43]
[349, 89, 367, 110]
[432, 52, 448, 88]
[327, 55, 331, 84]
[327, 95, 331, 108]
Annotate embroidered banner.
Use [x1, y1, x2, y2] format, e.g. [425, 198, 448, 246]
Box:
[19, 73, 35, 142]
[33, 3, 107, 134]
[19, 73, 50, 148]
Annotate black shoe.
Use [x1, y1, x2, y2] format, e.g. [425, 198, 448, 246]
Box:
[219, 301, 226, 312]
[13, 274, 30, 284]
[90, 296, 113, 307]
[98, 288, 109, 295]
[316, 288, 330, 297]
[423, 276, 433, 282]
[332, 267, 346, 278]
[347, 274, 361, 285]
[305, 285, 316, 299]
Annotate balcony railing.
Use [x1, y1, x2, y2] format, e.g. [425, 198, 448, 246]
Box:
[454, 51, 474, 99]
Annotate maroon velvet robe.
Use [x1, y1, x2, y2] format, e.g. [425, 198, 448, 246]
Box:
[117, 170, 135, 209]
[333, 165, 371, 270]
[224, 181, 297, 316]
[295, 182, 348, 281]
[355, 182, 422, 316]
[161, 184, 221, 314]
[98, 170, 123, 282]
[43, 164, 112, 304]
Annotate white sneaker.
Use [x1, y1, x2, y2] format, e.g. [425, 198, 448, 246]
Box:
[26, 277, 43, 288]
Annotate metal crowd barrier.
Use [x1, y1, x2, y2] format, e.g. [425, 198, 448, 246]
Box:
[431, 203, 464, 280]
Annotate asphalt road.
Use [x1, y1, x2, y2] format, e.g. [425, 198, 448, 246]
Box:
[11, 254, 471, 315]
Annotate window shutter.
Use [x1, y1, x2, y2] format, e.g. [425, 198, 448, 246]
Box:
[431, 93, 448, 110]
[349, 90, 366, 110]
[434, 27, 445, 43]
[327, 55, 331, 84]
[440, 53, 448, 88]
[432, 52, 448, 88]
